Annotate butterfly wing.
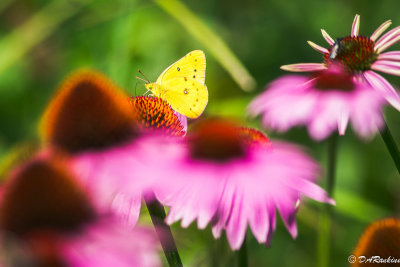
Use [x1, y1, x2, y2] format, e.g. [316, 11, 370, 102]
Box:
[162, 77, 208, 119]
[156, 50, 206, 86]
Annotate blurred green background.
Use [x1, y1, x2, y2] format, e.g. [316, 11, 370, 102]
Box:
[1, 0, 400, 266]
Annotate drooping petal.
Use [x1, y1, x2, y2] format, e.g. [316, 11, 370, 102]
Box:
[321, 29, 335, 45]
[247, 196, 269, 243]
[351, 14, 360, 37]
[363, 71, 400, 111]
[308, 92, 351, 140]
[282, 177, 335, 205]
[275, 196, 298, 238]
[225, 191, 247, 250]
[307, 41, 329, 54]
[280, 63, 327, 72]
[350, 88, 385, 138]
[370, 20, 392, 41]
[265, 200, 277, 246]
[63, 223, 161, 267]
[111, 192, 142, 228]
[338, 110, 350, 136]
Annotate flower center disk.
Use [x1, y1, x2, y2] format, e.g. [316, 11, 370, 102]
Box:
[325, 36, 378, 73]
[129, 96, 185, 137]
[0, 158, 96, 236]
[313, 67, 355, 92]
[189, 119, 247, 162]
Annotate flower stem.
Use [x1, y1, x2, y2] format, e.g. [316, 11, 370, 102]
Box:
[317, 134, 338, 267]
[145, 193, 183, 267]
[379, 121, 400, 174]
[237, 235, 248, 267]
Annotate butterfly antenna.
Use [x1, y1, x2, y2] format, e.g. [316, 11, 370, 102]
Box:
[138, 69, 151, 83]
[136, 76, 148, 83]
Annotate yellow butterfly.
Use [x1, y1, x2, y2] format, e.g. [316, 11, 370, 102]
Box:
[143, 50, 208, 119]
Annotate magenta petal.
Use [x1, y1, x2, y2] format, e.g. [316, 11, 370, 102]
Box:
[275, 198, 298, 238]
[63, 223, 161, 267]
[174, 112, 188, 135]
[363, 71, 400, 111]
[283, 177, 335, 205]
[248, 75, 317, 132]
[307, 41, 329, 54]
[375, 26, 400, 52]
[308, 93, 350, 140]
[111, 193, 142, 228]
[248, 198, 269, 243]
[265, 201, 276, 246]
[351, 14, 360, 37]
[321, 29, 334, 45]
[372, 60, 400, 76]
[370, 20, 392, 41]
[225, 192, 247, 250]
[338, 110, 350, 136]
[378, 51, 400, 61]
[280, 63, 327, 72]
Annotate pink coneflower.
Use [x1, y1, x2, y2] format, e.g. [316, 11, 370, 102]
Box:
[281, 14, 400, 111]
[0, 155, 160, 267]
[248, 65, 386, 140]
[40, 70, 172, 227]
[156, 118, 334, 250]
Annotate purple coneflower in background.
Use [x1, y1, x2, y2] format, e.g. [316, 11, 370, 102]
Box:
[40, 70, 177, 227]
[248, 65, 386, 140]
[281, 14, 400, 111]
[156, 118, 335, 250]
[0, 154, 160, 267]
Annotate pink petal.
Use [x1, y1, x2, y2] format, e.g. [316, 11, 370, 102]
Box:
[350, 87, 385, 138]
[248, 197, 269, 243]
[280, 63, 327, 72]
[111, 192, 142, 228]
[375, 26, 400, 53]
[370, 20, 392, 41]
[321, 29, 334, 45]
[338, 110, 350, 136]
[212, 180, 237, 239]
[282, 177, 335, 205]
[265, 202, 276, 246]
[275, 197, 298, 238]
[225, 192, 248, 250]
[64, 224, 161, 267]
[351, 14, 360, 37]
[307, 41, 329, 54]
[363, 71, 400, 111]
[308, 93, 351, 140]
[378, 51, 400, 61]
[174, 112, 187, 135]
[372, 60, 400, 76]
[255, 86, 317, 132]
[247, 75, 312, 118]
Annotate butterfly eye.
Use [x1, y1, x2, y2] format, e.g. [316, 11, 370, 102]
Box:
[148, 84, 153, 89]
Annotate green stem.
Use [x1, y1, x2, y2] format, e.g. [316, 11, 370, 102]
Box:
[379, 121, 400, 174]
[317, 134, 338, 267]
[237, 235, 248, 267]
[145, 194, 183, 267]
